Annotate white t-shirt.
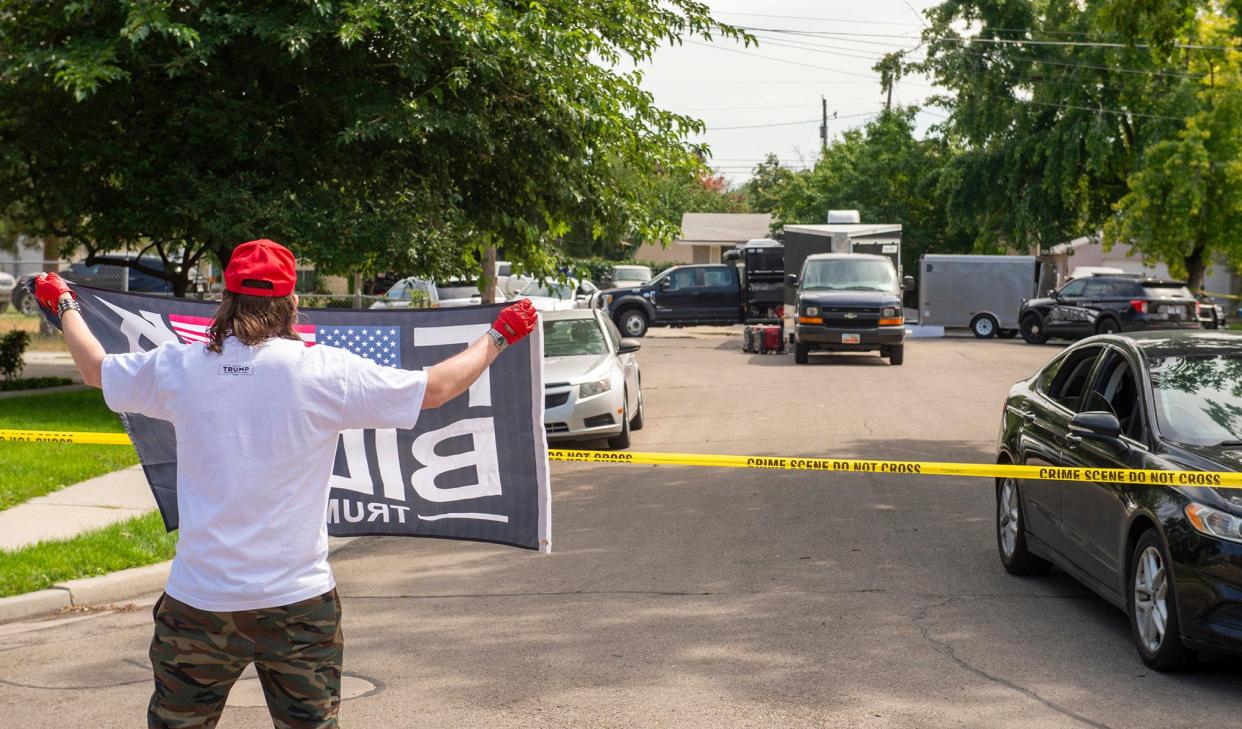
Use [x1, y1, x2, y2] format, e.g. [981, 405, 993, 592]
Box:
[101, 335, 427, 611]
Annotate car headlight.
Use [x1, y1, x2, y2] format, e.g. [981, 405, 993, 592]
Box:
[882, 307, 898, 318]
[1185, 502, 1242, 543]
[578, 378, 612, 398]
[805, 306, 819, 316]
[603, 294, 613, 306]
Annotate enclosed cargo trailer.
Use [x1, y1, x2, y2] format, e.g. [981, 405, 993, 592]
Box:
[917, 254, 1054, 338]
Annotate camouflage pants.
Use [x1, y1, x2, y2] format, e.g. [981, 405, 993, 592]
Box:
[148, 589, 343, 729]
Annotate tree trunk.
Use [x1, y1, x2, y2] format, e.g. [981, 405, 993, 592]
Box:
[171, 274, 190, 299]
[482, 246, 498, 304]
[1185, 242, 1207, 292]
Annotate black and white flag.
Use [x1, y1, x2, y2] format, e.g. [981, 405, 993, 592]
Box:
[68, 286, 551, 552]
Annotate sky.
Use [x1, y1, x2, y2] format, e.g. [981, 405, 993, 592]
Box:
[637, 0, 946, 183]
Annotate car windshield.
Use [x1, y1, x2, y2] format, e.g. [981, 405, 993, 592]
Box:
[437, 282, 478, 300]
[1149, 354, 1242, 446]
[543, 318, 609, 357]
[801, 259, 896, 291]
[384, 279, 433, 303]
[520, 280, 576, 299]
[614, 267, 651, 283]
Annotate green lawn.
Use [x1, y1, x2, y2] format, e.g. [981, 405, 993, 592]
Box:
[0, 511, 177, 597]
[0, 389, 138, 510]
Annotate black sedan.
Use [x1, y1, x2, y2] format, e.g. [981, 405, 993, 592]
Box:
[996, 331, 1242, 670]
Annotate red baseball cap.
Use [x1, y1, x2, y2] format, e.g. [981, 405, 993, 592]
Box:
[224, 239, 297, 297]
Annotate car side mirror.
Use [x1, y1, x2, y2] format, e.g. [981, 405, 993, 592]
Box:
[1069, 411, 1123, 441]
[658, 278, 671, 291]
[618, 338, 642, 354]
[902, 275, 915, 291]
[786, 274, 799, 286]
[1048, 289, 1058, 299]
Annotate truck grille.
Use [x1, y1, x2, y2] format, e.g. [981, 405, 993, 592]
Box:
[817, 308, 881, 327]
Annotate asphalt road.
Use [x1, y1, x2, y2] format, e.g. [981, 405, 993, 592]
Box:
[4, 331, 1242, 728]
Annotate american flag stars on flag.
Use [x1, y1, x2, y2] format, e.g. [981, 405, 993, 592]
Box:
[317, 326, 402, 368]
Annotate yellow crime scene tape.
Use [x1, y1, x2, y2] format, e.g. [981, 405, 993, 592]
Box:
[3, 428, 1240, 490]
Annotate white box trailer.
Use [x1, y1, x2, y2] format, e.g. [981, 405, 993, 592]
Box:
[781, 222, 902, 306]
[918, 255, 1055, 338]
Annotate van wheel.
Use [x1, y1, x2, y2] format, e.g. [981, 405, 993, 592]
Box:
[794, 342, 809, 364]
[1020, 314, 1049, 344]
[888, 345, 904, 365]
[970, 314, 998, 339]
[1129, 529, 1195, 671]
[617, 309, 648, 338]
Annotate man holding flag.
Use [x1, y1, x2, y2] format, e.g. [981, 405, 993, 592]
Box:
[34, 239, 538, 728]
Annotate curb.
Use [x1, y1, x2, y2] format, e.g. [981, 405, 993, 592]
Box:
[0, 560, 170, 624]
[0, 538, 357, 624]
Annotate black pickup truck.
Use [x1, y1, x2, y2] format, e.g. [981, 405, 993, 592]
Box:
[601, 243, 786, 337]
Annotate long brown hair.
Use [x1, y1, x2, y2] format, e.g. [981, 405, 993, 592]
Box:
[206, 291, 301, 353]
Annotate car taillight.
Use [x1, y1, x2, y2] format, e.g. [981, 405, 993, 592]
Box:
[1130, 300, 1148, 314]
[1195, 301, 1202, 317]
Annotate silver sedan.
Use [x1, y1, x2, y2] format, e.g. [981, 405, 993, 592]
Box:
[541, 308, 644, 449]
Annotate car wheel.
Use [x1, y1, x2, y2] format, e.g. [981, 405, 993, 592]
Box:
[617, 309, 648, 338]
[970, 314, 998, 339]
[607, 393, 632, 450]
[996, 477, 1053, 576]
[1129, 529, 1196, 671]
[888, 344, 904, 366]
[1095, 317, 1121, 335]
[794, 341, 809, 364]
[630, 387, 644, 430]
[1020, 313, 1049, 344]
[998, 329, 1019, 339]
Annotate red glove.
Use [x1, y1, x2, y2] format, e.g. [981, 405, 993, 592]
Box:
[493, 299, 538, 345]
[35, 272, 74, 312]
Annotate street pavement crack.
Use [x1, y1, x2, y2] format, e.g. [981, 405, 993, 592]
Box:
[912, 598, 1115, 729]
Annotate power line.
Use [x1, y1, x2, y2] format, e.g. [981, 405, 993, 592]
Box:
[719, 10, 1135, 40]
[715, 11, 923, 28]
[685, 40, 881, 80]
[738, 26, 1236, 52]
[707, 110, 879, 131]
[751, 29, 1200, 81]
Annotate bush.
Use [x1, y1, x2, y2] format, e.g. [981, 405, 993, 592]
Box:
[0, 376, 74, 392]
[0, 330, 31, 382]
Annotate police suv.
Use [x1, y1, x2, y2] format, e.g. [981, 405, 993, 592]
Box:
[1018, 274, 1201, 344]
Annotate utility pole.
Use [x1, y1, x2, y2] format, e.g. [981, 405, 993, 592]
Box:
[819, 96, 828, 149]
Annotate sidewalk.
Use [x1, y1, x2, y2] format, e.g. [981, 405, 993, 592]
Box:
[21, 351, 81, 382]
[0, 465, 155, 550]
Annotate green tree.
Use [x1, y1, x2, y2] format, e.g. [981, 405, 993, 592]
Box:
[916, 0, 1241, 288]
[744, 109, 976, 273]
[1104, 7, 1242, 288]
[0, 1, 744, 294]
